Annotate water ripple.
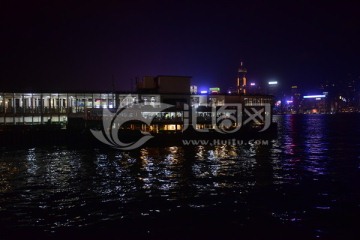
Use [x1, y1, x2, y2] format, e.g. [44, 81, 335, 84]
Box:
[1, 114, 360, 239]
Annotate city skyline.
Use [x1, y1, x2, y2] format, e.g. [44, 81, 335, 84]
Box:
[2, 2, 360, 238]
[1, 1, 360, 92]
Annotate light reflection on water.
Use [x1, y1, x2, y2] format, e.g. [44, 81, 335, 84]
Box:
[1, 114, 360, 238]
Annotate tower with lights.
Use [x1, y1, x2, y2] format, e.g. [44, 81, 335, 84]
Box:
[237, 61, 247, 94]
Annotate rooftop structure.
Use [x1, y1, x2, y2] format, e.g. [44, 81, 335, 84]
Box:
[136, 75, 191, 94]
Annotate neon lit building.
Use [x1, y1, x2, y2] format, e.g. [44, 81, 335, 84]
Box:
[237, 62, 247, 94]
[300, 95, 327, 114]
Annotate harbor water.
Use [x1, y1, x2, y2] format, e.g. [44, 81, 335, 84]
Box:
[1, 114, 360, 239]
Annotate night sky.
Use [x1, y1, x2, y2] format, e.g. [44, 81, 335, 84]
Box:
[1, 0, 360, 93]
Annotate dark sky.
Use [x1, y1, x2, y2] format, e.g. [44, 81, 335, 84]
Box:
[1, 0, 360, 93]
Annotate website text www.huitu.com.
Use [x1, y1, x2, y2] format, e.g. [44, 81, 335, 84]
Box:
[182, 139, 269, 146]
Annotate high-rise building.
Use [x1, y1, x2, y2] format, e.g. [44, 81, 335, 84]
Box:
[290, 85, 301, 113]
[247, 82, 260, 94]
[267, 81, 279, 98]
[237, 62, 247, 94]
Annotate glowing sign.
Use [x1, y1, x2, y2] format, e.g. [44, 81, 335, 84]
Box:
[209, 87, 220, 94]
[268, 81, 278, 85]
[200, 90, 208, 94]
[303, 95, 326, 99]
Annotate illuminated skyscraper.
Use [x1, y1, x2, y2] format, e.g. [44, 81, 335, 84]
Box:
[237, 61, 247, 94]
[291, 85, 301, 113]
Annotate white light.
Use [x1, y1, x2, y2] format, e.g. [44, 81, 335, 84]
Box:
[250, 82, 256, 86]
[303, 95, 326, 99]
[268, 81, 278, 85]
[200, 90, 208, 94]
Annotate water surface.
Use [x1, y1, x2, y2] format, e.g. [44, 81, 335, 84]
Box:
[1, 114, 360, 239]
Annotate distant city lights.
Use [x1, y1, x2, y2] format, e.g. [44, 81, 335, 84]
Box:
[268, 81, 278, 85]
[250, 82, 256, 86]
[209, 87, 220, 94]
[200, 90, 208, 94]
[339, 96, 347, 102]
[303, 95, 326, 99]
